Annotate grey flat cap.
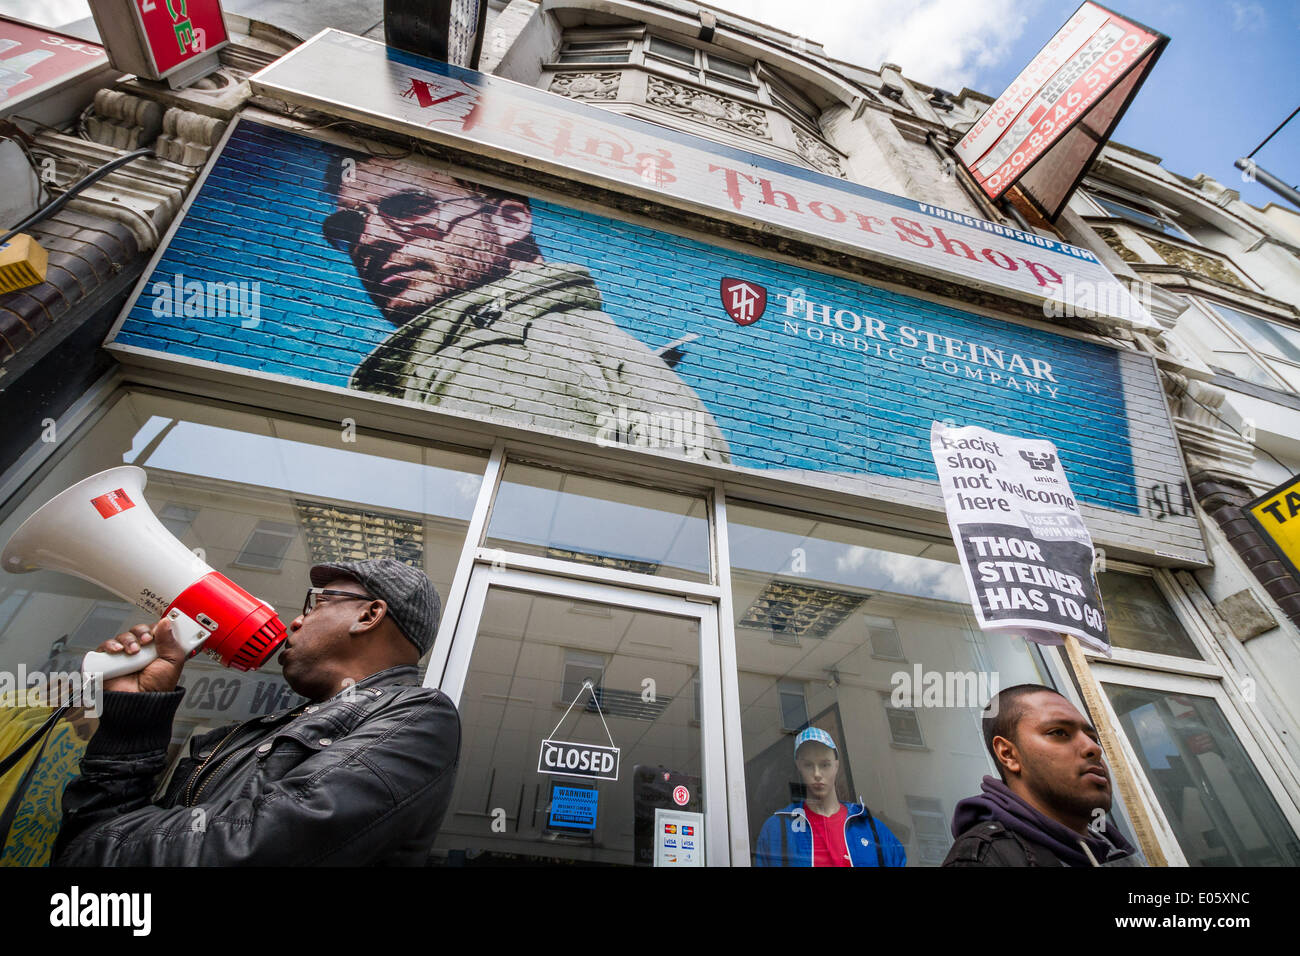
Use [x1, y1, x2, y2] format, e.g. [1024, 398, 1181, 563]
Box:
[310, 558, 441, 655]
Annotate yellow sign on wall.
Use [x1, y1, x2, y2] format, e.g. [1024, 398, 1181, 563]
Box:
[1247, 474, 1300, 581]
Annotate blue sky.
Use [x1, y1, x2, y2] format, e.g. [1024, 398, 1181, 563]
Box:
[6, 0, 1297, 209]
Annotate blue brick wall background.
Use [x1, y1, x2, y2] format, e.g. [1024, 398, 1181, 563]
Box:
[115, 121, 1139, 515]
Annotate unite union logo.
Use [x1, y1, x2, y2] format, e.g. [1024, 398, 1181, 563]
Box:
[719, 277, 767, 326]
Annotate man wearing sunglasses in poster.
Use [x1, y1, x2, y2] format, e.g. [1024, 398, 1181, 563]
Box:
[52, 559, 461, 865]
[323, 153, 730, 463]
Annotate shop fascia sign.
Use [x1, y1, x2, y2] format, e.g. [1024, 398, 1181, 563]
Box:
[248, 29, 1154, 330]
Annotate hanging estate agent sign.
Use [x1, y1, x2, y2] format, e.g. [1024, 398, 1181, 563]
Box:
[1245, 473, 1300, 585]
[955, 1, 1167, 220]
[248, 29, 1154, 329]
[931, 422, 1111, 654]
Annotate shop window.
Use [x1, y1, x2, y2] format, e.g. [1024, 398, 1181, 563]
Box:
[67, 602, 136, 654]
[485, 461, 711, 582]
[0, 390, 486, 865]
[1104, 684, 1300, 866]
[0, 387, 486, 750]
[233, 520, 298, 571]
[728, 500, 1055, 866]
[1098, 570, 1203, 659]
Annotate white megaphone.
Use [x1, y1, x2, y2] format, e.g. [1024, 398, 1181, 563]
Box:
[1, 466, 287, 680]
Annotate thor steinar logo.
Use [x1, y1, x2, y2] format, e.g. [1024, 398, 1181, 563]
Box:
[775, 287, 1062, 399]
[720, 277, 767, 326]
[151, 272, 261, 329]
[50, 886, 151, 936]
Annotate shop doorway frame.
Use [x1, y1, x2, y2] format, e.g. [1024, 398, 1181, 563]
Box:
[431, 561, 732, 866]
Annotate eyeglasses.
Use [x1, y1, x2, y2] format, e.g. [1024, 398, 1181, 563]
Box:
[302, 588, 373, 618]
[322, 191, 490, 253]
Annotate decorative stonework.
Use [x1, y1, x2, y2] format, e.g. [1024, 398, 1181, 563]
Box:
[549, 72, 621, 100]
[646, 75, 770, 139]
[1147, 237, 1248, 289]
[794, 128, 844, 178]
[1164, 375, 1256, 480]
[1095, 227, 1142, 264]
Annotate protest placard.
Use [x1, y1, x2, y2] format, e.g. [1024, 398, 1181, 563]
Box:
[931, 421, 1110, 654]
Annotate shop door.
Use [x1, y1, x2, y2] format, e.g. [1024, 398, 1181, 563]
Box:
[430, 566, 726, 866]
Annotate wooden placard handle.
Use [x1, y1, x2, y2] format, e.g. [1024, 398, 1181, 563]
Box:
[1062, 634, 1169, 866]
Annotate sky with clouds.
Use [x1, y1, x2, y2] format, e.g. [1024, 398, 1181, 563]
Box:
[3, 0, 1297, 209]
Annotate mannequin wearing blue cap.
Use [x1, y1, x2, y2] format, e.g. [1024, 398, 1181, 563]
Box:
[755, 727, 907, 867]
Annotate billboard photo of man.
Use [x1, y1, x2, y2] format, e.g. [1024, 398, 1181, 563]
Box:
[323, 152, 730, 463]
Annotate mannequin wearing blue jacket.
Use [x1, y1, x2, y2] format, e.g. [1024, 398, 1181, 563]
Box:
[754, 727, 907, 867]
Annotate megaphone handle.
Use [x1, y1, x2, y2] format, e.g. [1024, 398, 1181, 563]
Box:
[82, 609, 211, 681]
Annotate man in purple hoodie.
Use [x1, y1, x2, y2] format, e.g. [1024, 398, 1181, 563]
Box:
[943, 683, 1137, 867]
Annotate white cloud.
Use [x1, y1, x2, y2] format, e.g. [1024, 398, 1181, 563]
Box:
[1230, 1, 1267, 31]
[711, 0, 1044, 91]
[836, 544, 970, 603]
[4, 0, 92, 29]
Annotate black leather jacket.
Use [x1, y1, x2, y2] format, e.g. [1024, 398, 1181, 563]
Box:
[52, 665, 460, 866]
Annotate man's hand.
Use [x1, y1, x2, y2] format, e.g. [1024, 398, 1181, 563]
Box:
[97, 617, 189, 694]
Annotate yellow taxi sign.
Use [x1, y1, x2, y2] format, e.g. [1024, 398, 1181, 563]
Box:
[1246, 474, 1300, 581]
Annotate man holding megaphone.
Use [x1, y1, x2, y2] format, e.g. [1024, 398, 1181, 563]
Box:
[49, 557, 461, 866]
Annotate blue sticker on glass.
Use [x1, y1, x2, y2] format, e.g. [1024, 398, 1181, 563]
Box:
[548, 784, 598, 832]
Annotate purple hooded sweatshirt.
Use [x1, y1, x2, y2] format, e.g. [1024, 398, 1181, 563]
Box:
[951, 775, 1137, 867]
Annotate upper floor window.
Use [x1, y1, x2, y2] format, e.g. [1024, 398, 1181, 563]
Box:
[1088, 192, 1193, 242]
[1207, 300, 1300, 392]
[557, 39, 632, 63]
[1176, 297, 1300, 393]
